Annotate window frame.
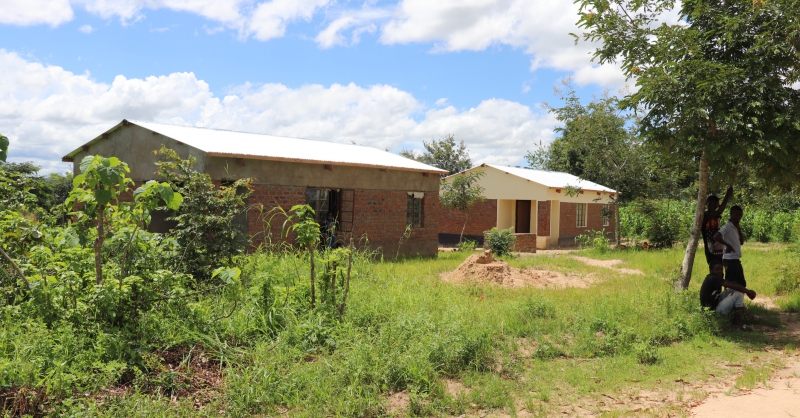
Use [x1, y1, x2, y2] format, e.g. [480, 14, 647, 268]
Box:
[602, 204, 610, 227]
[406, 193, 424, 228]
[576, 203, 587, 228]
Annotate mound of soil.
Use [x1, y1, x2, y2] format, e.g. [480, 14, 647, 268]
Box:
[443, 250, 592, 289]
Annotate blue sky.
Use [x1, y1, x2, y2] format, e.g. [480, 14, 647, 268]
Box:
[0, 0, 626, 173]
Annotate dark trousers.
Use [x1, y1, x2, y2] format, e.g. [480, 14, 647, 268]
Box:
[723, 259, 746, 287]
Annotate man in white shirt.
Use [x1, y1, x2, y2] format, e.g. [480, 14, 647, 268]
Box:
[714, 205, 746, 287]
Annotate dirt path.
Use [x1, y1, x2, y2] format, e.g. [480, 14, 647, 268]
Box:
[570, 256, 644, 275]
[690, 312, 800, 417]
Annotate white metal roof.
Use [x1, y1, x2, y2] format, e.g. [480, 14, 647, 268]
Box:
[64, 120, 447, 174]
[479, 164, 616, 193]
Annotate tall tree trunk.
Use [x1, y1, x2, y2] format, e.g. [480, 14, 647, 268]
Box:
[94, 207, 105, 285]
[459, 213, 469, 244]
[677, 149, 709, 291]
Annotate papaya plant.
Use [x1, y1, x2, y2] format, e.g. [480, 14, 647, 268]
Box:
[66, 155, 133, 285]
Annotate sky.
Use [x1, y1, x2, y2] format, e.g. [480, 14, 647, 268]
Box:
[0, 0, 631, 174]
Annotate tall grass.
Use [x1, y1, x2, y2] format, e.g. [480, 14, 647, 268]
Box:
[1, 246, 791, 416]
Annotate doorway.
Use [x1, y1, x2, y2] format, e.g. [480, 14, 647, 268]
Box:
[515, 200, 531, 233]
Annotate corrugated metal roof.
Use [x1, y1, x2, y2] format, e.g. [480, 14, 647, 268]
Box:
[63, 119, 447, 174]
[479, 164, 617, 193]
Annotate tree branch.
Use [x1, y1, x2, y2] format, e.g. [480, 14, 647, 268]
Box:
[0, 246, 29, 290]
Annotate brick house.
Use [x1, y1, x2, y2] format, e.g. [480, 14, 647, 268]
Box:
[62, 119, 447, 257]
[438, 164, 617, 250]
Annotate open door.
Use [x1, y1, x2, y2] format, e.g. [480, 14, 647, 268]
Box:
[515, 200, 531, 233]
[339, 189, 355, 233]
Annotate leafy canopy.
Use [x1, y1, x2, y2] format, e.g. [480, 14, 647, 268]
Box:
[575, 0, 800, 184]
[440, 170, 486, 212]
[0, 133, 8, 162]
[401, 134, 472, 176]
[526, 83, 647, 202]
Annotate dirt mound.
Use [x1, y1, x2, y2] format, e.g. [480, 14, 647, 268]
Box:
[443, 250, 593, 289]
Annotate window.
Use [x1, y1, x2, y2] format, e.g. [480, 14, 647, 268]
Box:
[306, 188, 330, 222]
[602, 204, 610, 227]
[576, 203, 587, 227]
[407, 193, 423, 228]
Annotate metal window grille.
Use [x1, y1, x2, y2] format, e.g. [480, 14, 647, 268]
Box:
[576, 203, 587, 227]
[602, 204, 610, 227]
[406, 194, 423, 228]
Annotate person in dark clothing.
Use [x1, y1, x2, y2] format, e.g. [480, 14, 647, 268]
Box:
[701, 187, 733, 267]
[325, 212, 336, 249]
[700, 262, 756, 330]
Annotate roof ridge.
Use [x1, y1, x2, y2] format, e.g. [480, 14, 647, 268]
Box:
[130, 119, 373, 149]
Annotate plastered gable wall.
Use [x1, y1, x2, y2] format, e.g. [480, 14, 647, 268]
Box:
[70, 125, 206, 180]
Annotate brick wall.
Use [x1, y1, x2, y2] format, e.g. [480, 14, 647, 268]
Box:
[246, 184, 307, 248]
[437, 199, 498, 236]
[559, 202, 616, 239]
[350, 189, 439, 257]
[512, 233, 537, 253]
[537, 201, 550, 236]
[246, 184, 439, 257]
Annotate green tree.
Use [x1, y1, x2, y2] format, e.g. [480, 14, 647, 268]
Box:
[440, 170, 486, 244]
[401, 134, 472, 176]
[155, 147, 253, 279]
[67, 155, 134, 284]
[526, 84, 647, 245]
[0, 134, 8, 162]
[575, 0, 800, 289]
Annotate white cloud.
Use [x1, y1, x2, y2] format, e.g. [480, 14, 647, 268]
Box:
[78, 24, 94, 33]
[0, 50, 554, 171]
[0, 0, 73, 26]
[245, 0, 330, 41]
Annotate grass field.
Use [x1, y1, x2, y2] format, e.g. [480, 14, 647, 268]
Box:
[3, 244, 798, 417]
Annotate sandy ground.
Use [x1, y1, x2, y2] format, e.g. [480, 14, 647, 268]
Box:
[570, 255, 644, 275]
[690, 312, 800, 417]
[691, 357, 800, 417]
[441, 250, 593, 289]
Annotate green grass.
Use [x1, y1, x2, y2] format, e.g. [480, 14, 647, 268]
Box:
[2, 245, 796, 417]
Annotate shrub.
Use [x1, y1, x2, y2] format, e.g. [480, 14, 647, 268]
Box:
[457, 239, 477, 252]
[575, 230, 611, 252]
[483, 227, 515, 256]
[154, 147, 253, 280]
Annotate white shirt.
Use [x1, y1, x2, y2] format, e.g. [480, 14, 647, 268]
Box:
[718, 221, 742, 260]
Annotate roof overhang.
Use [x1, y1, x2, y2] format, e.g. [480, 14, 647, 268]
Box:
[62, 119, 448, 175]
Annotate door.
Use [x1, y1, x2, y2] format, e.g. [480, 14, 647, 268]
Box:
[515, 200, 531, 233]
[339, 189, 355, 233]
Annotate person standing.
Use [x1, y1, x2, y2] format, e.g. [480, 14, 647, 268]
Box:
[714, 205, 746, 287]
[702, 187, 733, 269]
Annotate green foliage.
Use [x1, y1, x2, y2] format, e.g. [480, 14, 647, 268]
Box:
[401, 133, 472, 176]
[576, 0, 800, 187]
[575, 230, 611, 253]
[483, 227, 516, 256]
[620, 200, 694, 247]
[0, 133, 7, 162]
[526, 82, 647, 203]
[155, 147, 252, 279]
[457, 239, 477, 252]
[441, 169, 486, 244]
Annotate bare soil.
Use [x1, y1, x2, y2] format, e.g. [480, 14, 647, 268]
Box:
[570, 256, 644, 275]
[442, 250, 593, 289]
[690, 312, 800, 417]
